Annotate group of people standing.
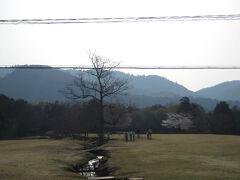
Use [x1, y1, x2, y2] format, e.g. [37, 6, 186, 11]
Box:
[124, 129, 152, 142]
[124, 131, 136, 142]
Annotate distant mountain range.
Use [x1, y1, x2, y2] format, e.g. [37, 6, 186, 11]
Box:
[196, 81, 240, 101]
[0, 67, 240, 111]
[0, 68, 73, 102]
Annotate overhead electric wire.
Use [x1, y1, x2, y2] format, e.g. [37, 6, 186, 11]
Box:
[1, 14, 240, 24]
[1, 65, 240, 70]
[1, 14, 240, 69]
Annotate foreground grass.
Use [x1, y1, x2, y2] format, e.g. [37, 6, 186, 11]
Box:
[105, 134, 240, 180]
[0, 138, 92, 180]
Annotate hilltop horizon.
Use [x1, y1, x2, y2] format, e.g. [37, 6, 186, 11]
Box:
[1, 68, 240, 111]
[1, 66, 240, 92]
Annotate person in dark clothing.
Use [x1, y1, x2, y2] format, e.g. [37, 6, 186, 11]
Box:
[124, 132, 128, 142]
[129, 131, 133, 141]
[132, 131, 135, 141]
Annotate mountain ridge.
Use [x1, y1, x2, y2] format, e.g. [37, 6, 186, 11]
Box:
[196, 80, 240, 101]
[0, 68, 240, 110]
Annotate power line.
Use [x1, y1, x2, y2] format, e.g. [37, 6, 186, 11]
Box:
[1, 14, 240, 24]
[1, 65, 240, 70]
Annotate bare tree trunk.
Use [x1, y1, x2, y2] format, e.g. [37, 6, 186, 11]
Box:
[61, 53, 128, 144]
[98, 98, 104, 144]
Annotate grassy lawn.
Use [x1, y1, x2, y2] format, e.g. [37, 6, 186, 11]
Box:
[104, 134, 240, 180]
[0, 138, 93, 180]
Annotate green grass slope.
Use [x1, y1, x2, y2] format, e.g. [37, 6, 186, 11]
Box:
[105, 134, 240, 180]
[0, 138, 90, 180]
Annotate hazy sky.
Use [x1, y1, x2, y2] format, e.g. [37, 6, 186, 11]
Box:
[0, 0, 240, 91]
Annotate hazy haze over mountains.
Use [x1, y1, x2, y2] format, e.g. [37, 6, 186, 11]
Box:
[0, 68, 240, 110]
[0, 68, 72, 102]
[196, 81, 240, 101]
[113, 71, 195, 97]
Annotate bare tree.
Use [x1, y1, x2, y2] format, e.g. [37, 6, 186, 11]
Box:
[62, 53, 128, 143]
[104, 104, 132, 129]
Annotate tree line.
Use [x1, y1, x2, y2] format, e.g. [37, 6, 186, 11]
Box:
[1, 53, 240, 140]
[1, 93, 240, 139]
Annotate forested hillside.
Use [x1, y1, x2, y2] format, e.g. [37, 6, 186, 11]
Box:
[197, 80, 240, 101]
[0, 68, 240, 111]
